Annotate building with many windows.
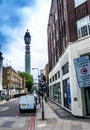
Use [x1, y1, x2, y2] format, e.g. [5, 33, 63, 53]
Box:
[2, 66, 26, 97]
[47, 0, 90, 116]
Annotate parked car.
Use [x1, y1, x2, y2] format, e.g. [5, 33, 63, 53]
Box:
[19, 95, 36, 113]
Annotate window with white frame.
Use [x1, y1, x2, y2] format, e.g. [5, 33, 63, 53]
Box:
[77, 15, 90, 39]
[74, 0, 87, 7]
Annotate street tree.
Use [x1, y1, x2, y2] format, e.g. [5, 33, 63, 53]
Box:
[18, 71, 34, 92]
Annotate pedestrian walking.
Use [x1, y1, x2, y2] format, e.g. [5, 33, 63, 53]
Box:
[34, 92, 37, 105]
[44, 93, 47, 103]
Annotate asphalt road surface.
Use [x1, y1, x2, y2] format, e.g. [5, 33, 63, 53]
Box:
[0, 98, 36, 130]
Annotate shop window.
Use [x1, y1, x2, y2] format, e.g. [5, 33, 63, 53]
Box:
[53, 82, 61, 104]
[50, 85, 53, 99]
[81, 53, 90, 58]
[63, 78, 71, 110]
[62, 62, 69, 75]
[88, 24, 90, 34]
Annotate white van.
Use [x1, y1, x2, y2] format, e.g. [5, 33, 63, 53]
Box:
[19, 95, 36, 113]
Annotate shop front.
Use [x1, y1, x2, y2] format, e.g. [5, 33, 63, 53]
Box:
[53, 82, 61, 104]
[63, 78, 71, 110]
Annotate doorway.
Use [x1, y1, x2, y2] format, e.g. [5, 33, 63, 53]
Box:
[85, 88, 90, 115]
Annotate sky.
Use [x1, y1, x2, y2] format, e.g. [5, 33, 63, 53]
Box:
[0, 0, 51, 80]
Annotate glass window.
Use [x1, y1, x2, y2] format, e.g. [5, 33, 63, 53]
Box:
[7, 69, 11, 73]
[88, 24, 90, 34]
[55, 73, 57, 80]
[62, 62, 69, 75]
[7, 76, 10, 80]
[81, 25, 88, 37]
[77, 16, 90, 39]
[58, 71, 60, 78]
[53, 82, 61, 104]
[74, 0, 87, 7]
[63, 78, 71, 110]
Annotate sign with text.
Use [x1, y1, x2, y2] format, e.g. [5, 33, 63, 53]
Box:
[74, 56, 90, 88]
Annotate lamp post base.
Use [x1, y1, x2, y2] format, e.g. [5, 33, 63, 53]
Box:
[42, 96, 44, 120]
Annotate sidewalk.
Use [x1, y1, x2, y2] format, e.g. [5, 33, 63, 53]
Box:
[0, 99, 7, 105]
[0, 98, 19, 106]
[35, 100, 90, 130]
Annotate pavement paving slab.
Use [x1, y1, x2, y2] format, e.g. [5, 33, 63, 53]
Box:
[35, 100, 90, 130]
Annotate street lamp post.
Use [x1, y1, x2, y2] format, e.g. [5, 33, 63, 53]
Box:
[6, 83, 9, 101]
[32, 67, 39, 89]
[41, 80, 45, 120]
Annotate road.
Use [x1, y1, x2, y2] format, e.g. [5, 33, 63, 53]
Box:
[0, 98, 36, 130]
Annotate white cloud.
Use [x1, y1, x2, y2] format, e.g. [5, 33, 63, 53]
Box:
[2, 0, 51, 75]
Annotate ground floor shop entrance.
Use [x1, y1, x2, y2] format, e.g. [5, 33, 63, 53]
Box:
[63, 78, 71, 110]
[85, 88, 90, 115]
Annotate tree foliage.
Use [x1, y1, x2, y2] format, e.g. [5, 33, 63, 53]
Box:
[18, 71, 34, 92]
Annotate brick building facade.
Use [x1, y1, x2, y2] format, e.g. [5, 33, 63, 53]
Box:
[2, 66, 26, 97]
[47, 0, 90, 116]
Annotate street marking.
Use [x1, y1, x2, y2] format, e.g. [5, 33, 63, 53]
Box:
[28, 116, 35, 130]
[37, 123, 47, 128]
[0, 107, 9, 112]
[16, 112, 19, 117]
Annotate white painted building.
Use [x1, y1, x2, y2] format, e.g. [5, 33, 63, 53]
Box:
[49, 36, 90, 116]
[48, 0, 90, 117]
